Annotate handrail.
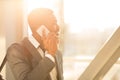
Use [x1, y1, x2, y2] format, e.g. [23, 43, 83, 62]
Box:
[78, 26, 120, 80]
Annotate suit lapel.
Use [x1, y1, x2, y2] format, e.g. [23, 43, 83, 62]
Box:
[23, 37, 42, 67]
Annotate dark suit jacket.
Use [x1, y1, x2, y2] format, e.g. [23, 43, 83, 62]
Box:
[7, 37, 63, 80]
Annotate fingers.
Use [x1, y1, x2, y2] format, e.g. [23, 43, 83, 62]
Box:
[43, 32, 58, 56]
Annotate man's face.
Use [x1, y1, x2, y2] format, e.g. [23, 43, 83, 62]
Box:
[37, 12, 59, 37]
[35, 12, 60, 49]
[43, 13, 59, 32]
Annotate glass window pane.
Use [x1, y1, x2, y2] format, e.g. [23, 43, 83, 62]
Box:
[64, 0, 120, 79]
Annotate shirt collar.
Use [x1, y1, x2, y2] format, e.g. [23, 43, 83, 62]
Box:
[28, 35, 40, 48]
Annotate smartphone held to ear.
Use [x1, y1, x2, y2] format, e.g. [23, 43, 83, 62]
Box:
[37, 25, 50, 37]
[36, 25, 59, 54]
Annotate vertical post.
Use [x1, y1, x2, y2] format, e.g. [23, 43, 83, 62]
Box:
[3, 0, 25, 80]
[56, 0, 65, 53]
[0, 0, 6, 79]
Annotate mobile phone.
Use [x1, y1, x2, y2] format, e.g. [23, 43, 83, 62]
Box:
[36, 25, 50, 37]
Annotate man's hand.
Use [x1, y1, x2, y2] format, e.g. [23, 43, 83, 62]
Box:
[43, 32, 59, 56]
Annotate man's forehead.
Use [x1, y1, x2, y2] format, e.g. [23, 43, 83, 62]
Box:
[36, 8, 53, 14]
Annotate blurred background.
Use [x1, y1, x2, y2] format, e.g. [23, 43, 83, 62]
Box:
[0, 0, 120, 80]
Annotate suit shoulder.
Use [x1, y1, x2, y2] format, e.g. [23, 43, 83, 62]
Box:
[7, 37, 26, 51]
[7, 41, 26, 55]
[7, 42, 21, 50]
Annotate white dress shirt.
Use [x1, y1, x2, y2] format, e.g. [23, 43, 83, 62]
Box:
[28, 36, 57, 80]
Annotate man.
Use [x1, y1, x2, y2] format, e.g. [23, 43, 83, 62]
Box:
[7, 8, 63, 80]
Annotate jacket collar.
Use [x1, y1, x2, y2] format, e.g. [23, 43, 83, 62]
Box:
[23, 37, 42, 61]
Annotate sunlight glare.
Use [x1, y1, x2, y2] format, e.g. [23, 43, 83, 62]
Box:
[64, 0, 120, 33]
[25, 0, 57, 14]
